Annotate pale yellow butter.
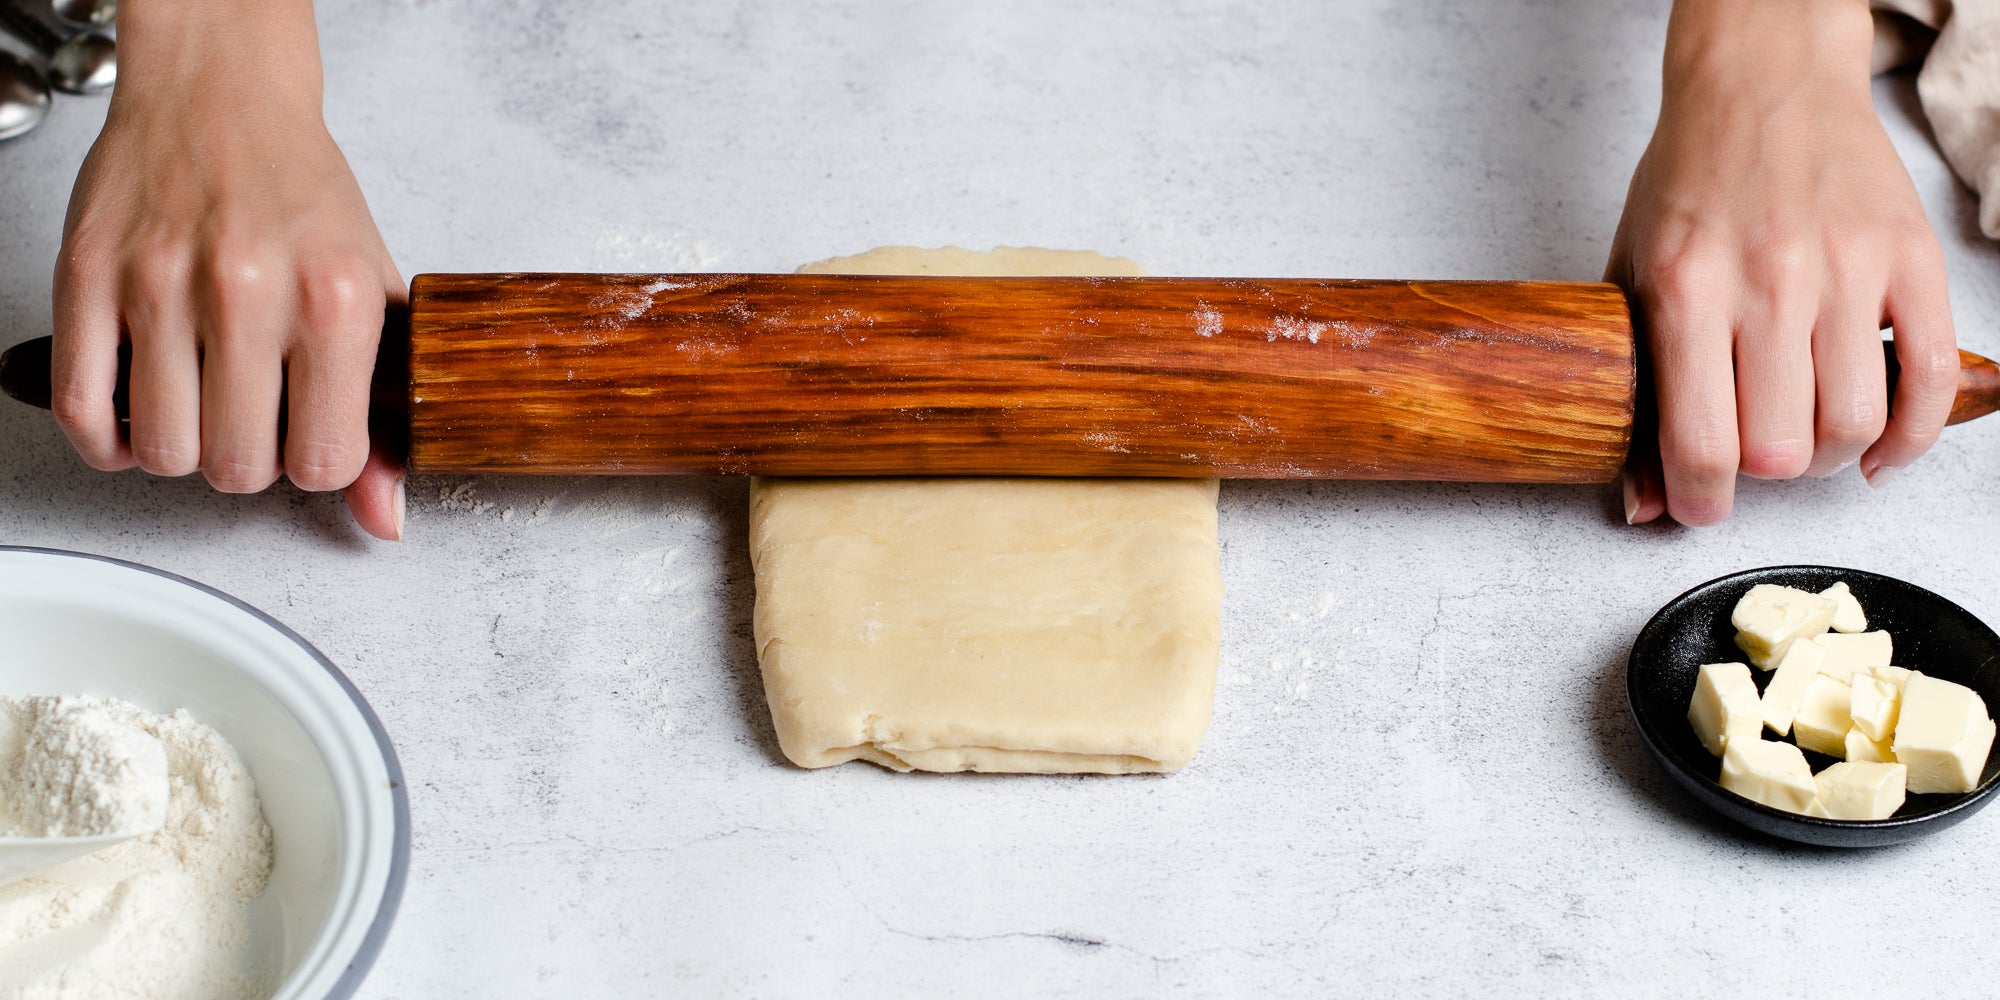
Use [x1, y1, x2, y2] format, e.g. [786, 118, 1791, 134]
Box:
[1732, 584, 1836, 670]
[1894, 674, 1996, 794]
[1868, 664, 1912, 693]
[1720, 739, 1817, 814]
[1850, 675, 1901, 743]
[1807, 761, 1907, 820]
[1793, 674, 1854, 758]
[1760, 637, 1825, 737]
[1689, 662, 1763, 757]
[1845, 727, 1896, 763]
[1819, 581, 1868, 634]
[1814, 631, 1893, 682]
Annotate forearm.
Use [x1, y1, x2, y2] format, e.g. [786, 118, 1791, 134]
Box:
[113, 0, 324, 114]
[1663, 0, 1874, 101]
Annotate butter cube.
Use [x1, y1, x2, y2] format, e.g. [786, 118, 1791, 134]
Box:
[1792, 674, 1853, 758]
[1720, 740, 1817, 814]
[1815, 631, 1893, 682]
[1819, 582, 1868, 633]
[1893, 674, 1997, 794]
[1850, 675, 1901, 743]
[1733, 585, 1837, 670]
[1807, 761, 1908, 820]
[1868, 664, 1912, 693]
[1760, 637, 1826, 736]
[1845, 727, 1896, 763]
[1688, 662, 1763, 757]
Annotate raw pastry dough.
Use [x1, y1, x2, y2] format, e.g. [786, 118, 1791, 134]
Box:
[750, 246, 1222, 773]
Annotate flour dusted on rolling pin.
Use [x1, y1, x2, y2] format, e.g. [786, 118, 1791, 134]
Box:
[0, 695, 273, 1000]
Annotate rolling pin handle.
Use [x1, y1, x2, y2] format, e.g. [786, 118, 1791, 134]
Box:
[0, 311, 414, 422]
[1879, 340, 2000, 426]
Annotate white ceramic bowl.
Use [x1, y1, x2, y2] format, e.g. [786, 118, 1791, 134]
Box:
[0, 547, 407, 998]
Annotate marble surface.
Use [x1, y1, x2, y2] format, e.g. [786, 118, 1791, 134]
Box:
[4, 1, 2000, 995]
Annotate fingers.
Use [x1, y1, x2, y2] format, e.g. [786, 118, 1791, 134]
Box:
[48, 242, 134, 471]
[339, 261, 408, 542]
[1731, 252, 1818, 482]
[123, 257, 203, 477]
[1644, 260, 1740, 526]
[197, 257, 286, 494]
[1861, 233, 1956, 485]
[1622, 448, 1668, 526]
[1804, 287, 1888, 479]
[342, 431, 406, 542]
[283, 264, 382, 491]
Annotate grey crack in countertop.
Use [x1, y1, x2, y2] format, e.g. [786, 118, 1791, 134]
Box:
[3, 2, 1999, 996]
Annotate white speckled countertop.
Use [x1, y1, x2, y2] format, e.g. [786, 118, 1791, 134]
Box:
[4, 1, 2000, 995]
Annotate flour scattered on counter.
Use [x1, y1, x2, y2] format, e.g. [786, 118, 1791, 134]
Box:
[1313, 591, 1338, 619]
[438, 481, 494, 515]
[0, 696, 273, 1000]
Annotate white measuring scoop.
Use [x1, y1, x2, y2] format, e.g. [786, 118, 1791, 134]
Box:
[0, 823, 157, 889]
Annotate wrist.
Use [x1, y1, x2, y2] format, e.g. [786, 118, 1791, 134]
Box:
[113, 0, 324, 114]
[1663, 0, 1875, 97]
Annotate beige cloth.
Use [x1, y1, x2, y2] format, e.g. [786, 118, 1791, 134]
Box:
[1876, 0, 2000, 237]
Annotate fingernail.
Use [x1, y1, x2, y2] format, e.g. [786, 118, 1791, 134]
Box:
[391, 474, 407, 541]
[1867, 465, 1900, 489]
[1622, 476, 1640, 525]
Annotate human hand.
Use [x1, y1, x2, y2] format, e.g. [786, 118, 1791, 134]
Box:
[49, 0, 405, 540]
[1606, 0, 1956, 525]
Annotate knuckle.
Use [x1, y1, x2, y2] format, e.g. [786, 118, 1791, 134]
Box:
[48, 390, 99, 435]
[122, 225, 183, 269]
[1905, 343, 1961, 387]
[203, 455, 278, 494]
[1670, 493, 1732, 527]
[1646, 249, 1724, 307]
[126, 254, 187, 308]
[202, 246, 274, 305]
[1665, 429, 1738, 484]
[1821, 237, 1879, 286]
[53, 240, 113, 293]
[1817, 395, 1886, 447]
[1891, 220, 1943, 260]
[133, 441, 198, 477]
[284, 439, 364, 491]
[1762, 234, 1813, 278]
[298, 263, 382, 336]
[1739, 439, 1812, 480]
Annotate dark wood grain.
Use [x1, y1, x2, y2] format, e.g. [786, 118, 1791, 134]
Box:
[406, 273, 1638, 482]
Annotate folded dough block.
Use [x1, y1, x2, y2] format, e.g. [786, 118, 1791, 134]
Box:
[750, 476, 1222, 773]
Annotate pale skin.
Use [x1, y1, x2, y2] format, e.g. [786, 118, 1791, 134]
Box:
[48, 0, 1957, 534]
[50, 0, 404, 540]
[1610, 0, 1957, 525]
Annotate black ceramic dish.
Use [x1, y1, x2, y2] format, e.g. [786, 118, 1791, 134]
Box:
[1628, 565, 2000, 847]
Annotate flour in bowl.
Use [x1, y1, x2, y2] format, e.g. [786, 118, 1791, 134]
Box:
[0, 698, 169, 838]
[0, 696, 273, 999]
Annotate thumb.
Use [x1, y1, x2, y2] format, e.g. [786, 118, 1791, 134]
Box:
[344, 264, 409, 541]
[342, 428, 405, 541]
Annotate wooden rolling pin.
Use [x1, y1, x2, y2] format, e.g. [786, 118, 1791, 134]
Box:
[3, 273, 1997, 483]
